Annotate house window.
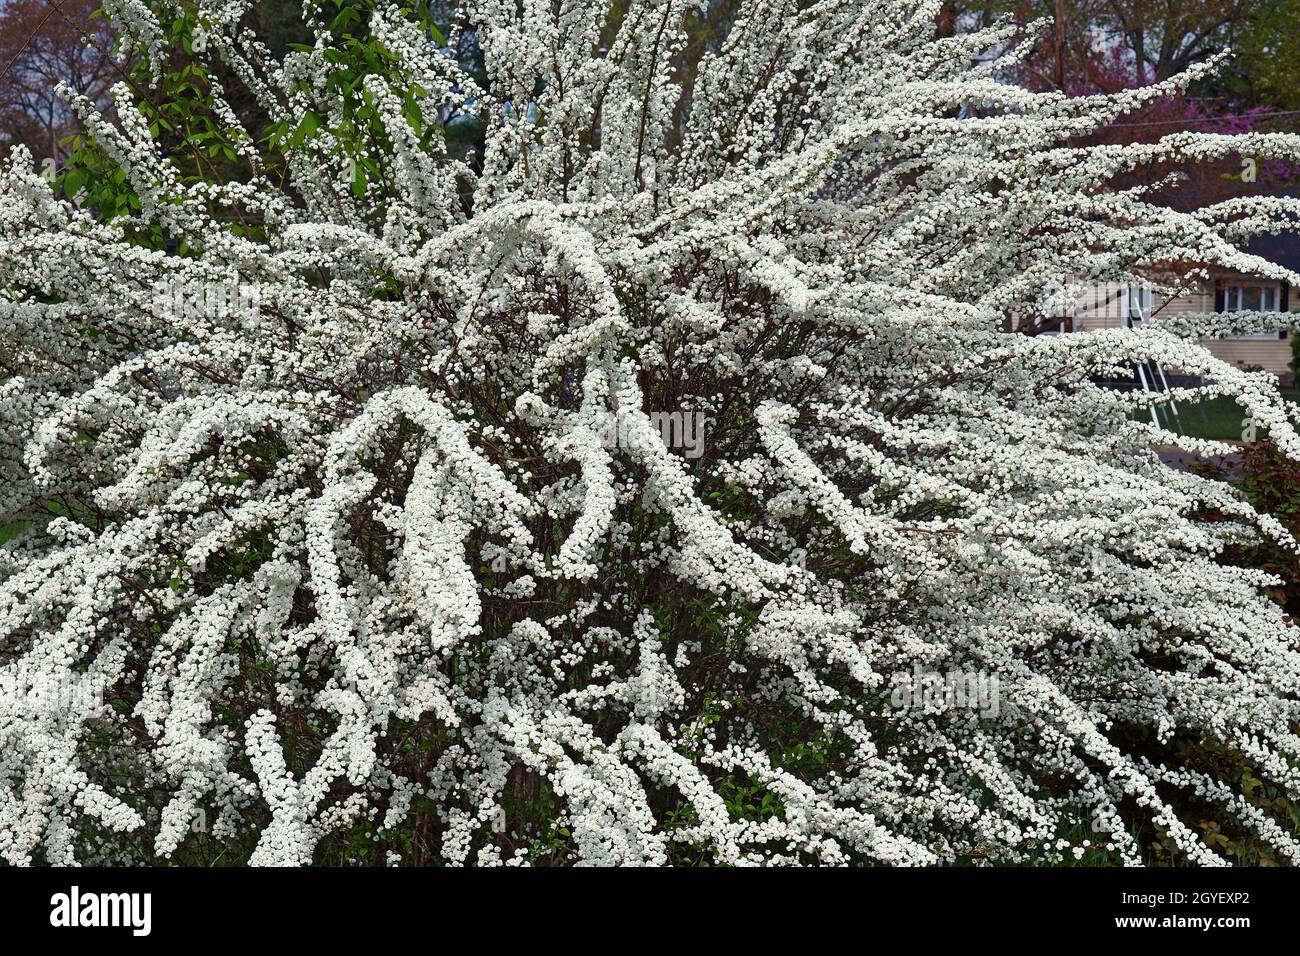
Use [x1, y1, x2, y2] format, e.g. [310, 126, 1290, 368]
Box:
[1224, 284, 1278, 312]
[1223, 283, 1284, 339]
[1127, 284, 1153, 318]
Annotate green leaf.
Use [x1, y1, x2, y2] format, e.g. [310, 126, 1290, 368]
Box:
[289, 110, 321, 148]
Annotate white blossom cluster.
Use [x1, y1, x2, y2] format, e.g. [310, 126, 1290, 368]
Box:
[3, 0, 1300, 866]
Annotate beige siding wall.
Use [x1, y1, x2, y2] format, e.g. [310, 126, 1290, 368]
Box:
[1153, 284, 1291, 378]
[1061, 281, 1293, 380]
[1199, 338, 1292, 376]
[1152, 288, 1211, 316]
[1013, 278, 1293, 381]
[1071, 280, 1128, 332]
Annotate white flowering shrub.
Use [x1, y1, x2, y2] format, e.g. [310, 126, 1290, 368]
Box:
[4, 0, 1300, 867]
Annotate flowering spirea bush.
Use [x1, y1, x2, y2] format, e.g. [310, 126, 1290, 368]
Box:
[4, 0, 1300, 867]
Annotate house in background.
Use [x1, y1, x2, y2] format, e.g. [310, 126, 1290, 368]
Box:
[1201, 232, 1298, 382]
[1063, 232, 1300, 385]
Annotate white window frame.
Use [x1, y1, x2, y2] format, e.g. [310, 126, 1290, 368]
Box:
[1127, 283, 1153, 318]
[1223, 282, 1284, 339]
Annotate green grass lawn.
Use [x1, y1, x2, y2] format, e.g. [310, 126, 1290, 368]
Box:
[1163, 394, 1249, 440]
[1159, 389, 1300, 442]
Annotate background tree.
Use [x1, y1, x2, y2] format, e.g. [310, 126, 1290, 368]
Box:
[0, 0, 116, 164]
[940, 0, 1298, 214]
[1218, 0, 1300, 113]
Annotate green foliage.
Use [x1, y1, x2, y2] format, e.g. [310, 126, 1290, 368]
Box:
[53, 0, 452, 245]
[1196, 438, 1300, 618]
[55, 5, 253, 246]
[262, 0, 448, 220]
[1221, 0, 1300, 113]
